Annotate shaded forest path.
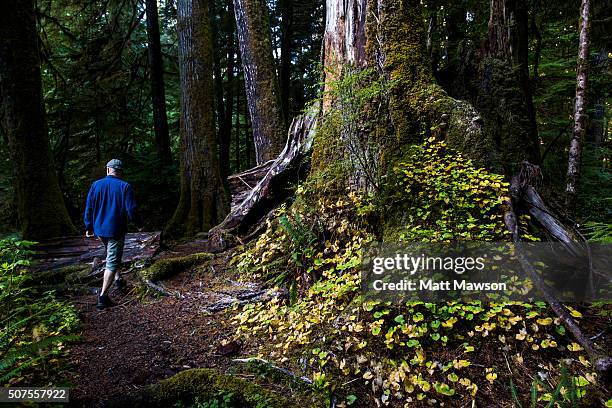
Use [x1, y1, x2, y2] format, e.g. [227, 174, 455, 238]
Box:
[35, 235, 273, 407]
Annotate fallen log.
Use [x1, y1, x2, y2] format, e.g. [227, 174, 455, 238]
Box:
[505, 162, 611, 372]
[33, 232, 160, 271]
[209, 108, 318, 248]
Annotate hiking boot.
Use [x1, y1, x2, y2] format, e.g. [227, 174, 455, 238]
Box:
[96, 294, 116, 310]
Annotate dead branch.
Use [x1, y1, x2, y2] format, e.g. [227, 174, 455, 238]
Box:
[505, 162, 611, 372]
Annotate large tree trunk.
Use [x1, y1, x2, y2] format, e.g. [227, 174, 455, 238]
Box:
[565, 0, 592, 215]
[165, 0, 230, 238]
[0, 0, 75, 240]
[319, 0, 491, 179]
[477, 0, 540, 172]
[233, 0, 286, 164]
[145, 0, 172, 164]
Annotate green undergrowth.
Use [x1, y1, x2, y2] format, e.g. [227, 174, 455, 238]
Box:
[228, 141, 606, 406]
[0, 238, 79, 386]
[381, 139, 513, 242]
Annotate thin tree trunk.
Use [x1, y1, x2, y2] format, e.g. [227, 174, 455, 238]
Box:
[165, 0, 229, 238]
[145, 0, 172, 163]
[221, 31, 236, 178]
[0, 0, 75, 240]
[530, 9, 542, 89]
[565, 0, 591, 215]
[233, 0, 286, 164]
[211, 0, 229, 178]
[235, 79, 241, 170]
[279, 0, 294, 126]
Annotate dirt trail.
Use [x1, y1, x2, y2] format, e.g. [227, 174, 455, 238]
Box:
[57, 247, 262, 407]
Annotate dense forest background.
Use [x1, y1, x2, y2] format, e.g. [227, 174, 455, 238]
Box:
[0, 0, 324, 234]
[0, 0, 609, 238]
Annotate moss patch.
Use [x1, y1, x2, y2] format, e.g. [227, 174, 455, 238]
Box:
[139, 252, 214, 281]
[104, 368, 320, 408]
[33, 263, 90, 285]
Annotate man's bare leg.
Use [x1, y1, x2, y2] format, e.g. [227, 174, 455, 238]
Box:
[100, 268, 116, 296]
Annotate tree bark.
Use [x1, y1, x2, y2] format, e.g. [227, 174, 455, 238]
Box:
[145, 0, 172, 163]
[165, 0, 230, 238]
[235, 77, 242, 169]
[279, 0, 294, 127]
[478, 0, 540, 172]
[211, 0, 230, 179]
[0, 0, 75, 240]
[565, 0, 591, 215]
[233, 0, 286, 164]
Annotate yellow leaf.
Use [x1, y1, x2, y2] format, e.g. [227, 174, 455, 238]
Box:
[536, 317, 553, 326]
[567, 342, 583, 352]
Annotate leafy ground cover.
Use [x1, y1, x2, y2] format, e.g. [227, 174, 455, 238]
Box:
[228, 141, 611, 407]
[0, 238, 79, 386]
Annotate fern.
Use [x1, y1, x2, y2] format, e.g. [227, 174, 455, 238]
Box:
[581, 222, 612, 243]
[509, 368, 579, 408]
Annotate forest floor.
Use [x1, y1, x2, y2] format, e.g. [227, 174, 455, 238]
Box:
[34, 237, 291, 407]
[64, 252, 235, 406]
[35, 234, 611, 407]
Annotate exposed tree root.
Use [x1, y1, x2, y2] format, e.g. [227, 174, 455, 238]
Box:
[139, 252, 214, 281]
[142, 279, 180, 298]
[232, 357, 313, 385]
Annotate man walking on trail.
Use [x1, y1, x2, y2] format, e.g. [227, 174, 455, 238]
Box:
[84, 159, 140, 310]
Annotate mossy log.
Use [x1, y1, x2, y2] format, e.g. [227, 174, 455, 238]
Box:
[33, 264, 91, 285]
[139, 252, 214, 281]
[101, 368, 300, 408]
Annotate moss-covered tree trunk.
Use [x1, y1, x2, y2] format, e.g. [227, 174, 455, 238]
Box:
[318, 0, 492, 183]
[477, 0, 540, 171]
[165, 0, 229, 238]
[0, 0, 76, 240]
[233, 0, 286, 164]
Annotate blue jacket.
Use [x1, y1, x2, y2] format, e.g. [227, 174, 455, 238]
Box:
[84, 175, 138, 238]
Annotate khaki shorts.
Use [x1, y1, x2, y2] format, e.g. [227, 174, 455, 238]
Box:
[100, 236, 125, 272]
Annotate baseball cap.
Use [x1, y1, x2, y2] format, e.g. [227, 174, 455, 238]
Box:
[106, 159, 124, 170]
